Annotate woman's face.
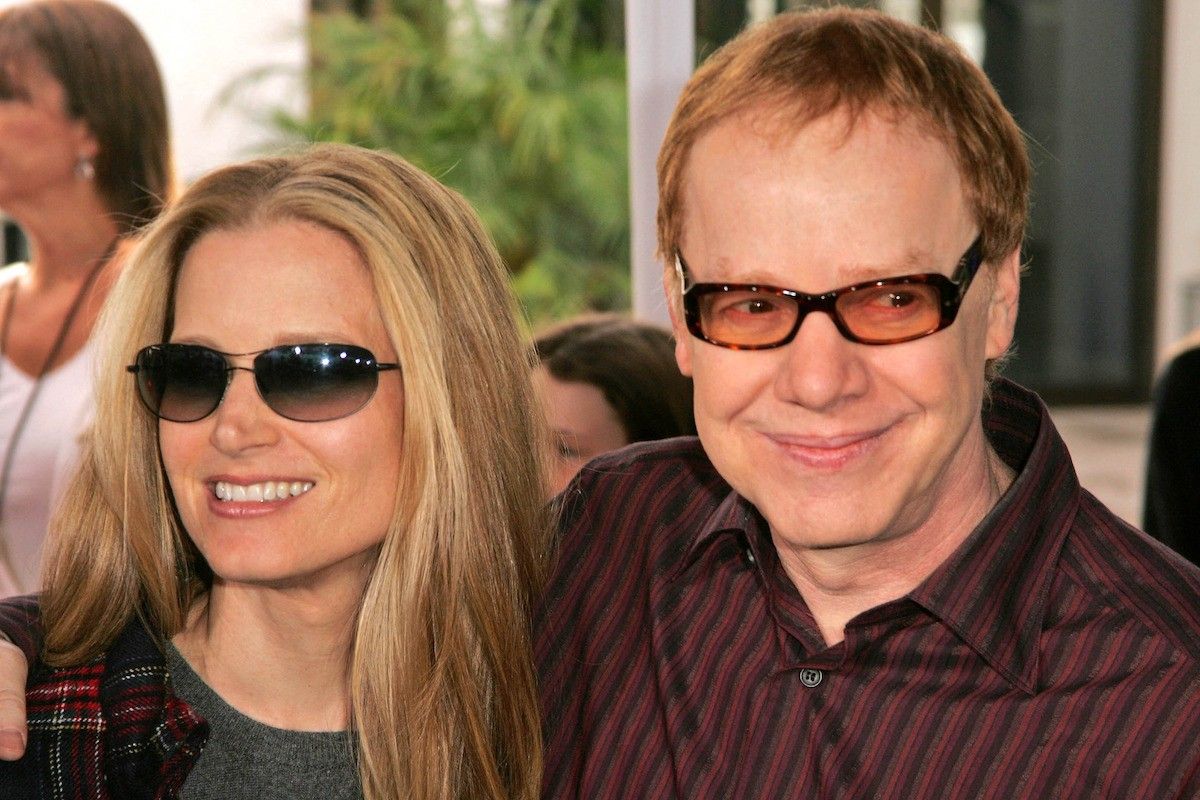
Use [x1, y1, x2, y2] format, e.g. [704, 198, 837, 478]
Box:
[532, 366, 629, 497]
[0, 54, 95, 210]
[159, 219, 405, 594]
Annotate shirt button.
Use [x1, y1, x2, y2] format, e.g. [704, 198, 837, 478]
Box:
[799, 668, 823, 688]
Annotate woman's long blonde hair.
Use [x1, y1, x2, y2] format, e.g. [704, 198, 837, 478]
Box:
[41, 143, 550, 800]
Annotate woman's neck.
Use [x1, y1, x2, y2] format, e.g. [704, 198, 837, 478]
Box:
[23, 223, 121, 290]
[8, 188, 119, 289]
[172, 583, 361, 732]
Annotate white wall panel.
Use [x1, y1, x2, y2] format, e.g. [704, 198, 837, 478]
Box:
[0, 0, 308, 183]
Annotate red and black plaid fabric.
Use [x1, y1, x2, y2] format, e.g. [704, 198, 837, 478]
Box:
[0, 597, 207, 799]
[537, 379, 1200, 798]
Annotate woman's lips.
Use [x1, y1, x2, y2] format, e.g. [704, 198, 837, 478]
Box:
[204, 477, 315, 518]
[212, 479, 314, 502]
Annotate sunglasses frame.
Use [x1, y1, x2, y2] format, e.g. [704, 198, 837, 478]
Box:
[676, 235, 985, 350]
[127, 342, 400, 423]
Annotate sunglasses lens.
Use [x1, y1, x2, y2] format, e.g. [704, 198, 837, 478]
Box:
[134, 345, 227, 422]
[255, 344, 382, 422]
[692, 289, 799, 348]
[836, 283, 942, 344]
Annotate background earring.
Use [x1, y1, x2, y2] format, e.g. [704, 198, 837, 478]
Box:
[75, 156, 95, 180]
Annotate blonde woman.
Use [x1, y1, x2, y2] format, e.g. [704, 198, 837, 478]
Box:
[0, 143, 548, 799]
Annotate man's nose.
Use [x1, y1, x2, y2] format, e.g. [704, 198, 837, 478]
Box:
[772, 310, 868, 411]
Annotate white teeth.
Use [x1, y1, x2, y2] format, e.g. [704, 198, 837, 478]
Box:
[213, 480, 314, 503]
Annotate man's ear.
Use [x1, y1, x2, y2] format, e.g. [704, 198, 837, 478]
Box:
[664, 266, 694, 376]
[985, 246, 1021, 360]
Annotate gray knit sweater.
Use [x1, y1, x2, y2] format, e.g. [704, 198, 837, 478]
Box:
[167, 644, 363, 800]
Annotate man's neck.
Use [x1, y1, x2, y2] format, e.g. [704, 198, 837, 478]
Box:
[775, 444, 1015, 647]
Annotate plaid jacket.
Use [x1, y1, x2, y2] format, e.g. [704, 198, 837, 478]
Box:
[0, 596, 208, 800]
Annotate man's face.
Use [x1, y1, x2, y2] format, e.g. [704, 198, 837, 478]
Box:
[670, 107, 1019, 558]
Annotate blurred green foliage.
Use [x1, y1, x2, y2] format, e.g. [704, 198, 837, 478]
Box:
[274, 0, 631, 326]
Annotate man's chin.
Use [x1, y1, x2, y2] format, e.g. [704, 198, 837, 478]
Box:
[768, 523, 888, 554]
[757, 493, 894, 552]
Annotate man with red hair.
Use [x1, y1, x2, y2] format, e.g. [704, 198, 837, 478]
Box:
[536, 7, 1200, 798]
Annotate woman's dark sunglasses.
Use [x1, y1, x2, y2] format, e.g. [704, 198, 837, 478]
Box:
[127, 343, 400, 423]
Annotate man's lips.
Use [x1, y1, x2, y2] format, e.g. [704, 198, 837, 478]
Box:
[762, 426, 891, 469]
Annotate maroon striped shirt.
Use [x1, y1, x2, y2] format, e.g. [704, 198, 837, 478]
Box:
[536, 379, 1200, 798]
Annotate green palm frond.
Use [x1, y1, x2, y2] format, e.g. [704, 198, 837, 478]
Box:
[252, 0, 629, 324]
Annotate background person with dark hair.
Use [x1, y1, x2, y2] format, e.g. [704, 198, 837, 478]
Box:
[1143, 333, 1200, 564]
[533, 314, 695, 495]
[0, 0, 174, 596]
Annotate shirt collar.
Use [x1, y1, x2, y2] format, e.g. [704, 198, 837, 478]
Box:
[101, 615, 208, 799]
[674, 379, 1079, 692]
[907, 379, 1080, 693]
[674, 487, 760, 579]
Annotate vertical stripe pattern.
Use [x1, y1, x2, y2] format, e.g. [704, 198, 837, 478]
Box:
[537, 379, 1200, 799]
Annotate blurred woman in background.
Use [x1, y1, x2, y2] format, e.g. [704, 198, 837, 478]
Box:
[0, 0, 173, 595]
[534, 314, 695, 495]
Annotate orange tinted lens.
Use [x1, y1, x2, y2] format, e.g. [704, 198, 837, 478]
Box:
[698, 289, 797, 345]
[836, 283, 942, 343]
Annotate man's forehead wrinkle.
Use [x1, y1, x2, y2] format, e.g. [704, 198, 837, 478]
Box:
[684, 246, 943, 290]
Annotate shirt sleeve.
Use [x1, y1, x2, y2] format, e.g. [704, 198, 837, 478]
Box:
[0, 595, 42, 665]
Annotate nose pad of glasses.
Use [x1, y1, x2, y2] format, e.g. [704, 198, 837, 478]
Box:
[214, 366, 267, 418]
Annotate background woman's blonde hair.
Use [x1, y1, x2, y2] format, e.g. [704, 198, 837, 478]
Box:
[41, 143, 550, 800]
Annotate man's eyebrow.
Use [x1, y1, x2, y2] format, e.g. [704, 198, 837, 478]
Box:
[837, 250, 937, 283]
[687, 248, 941, 287]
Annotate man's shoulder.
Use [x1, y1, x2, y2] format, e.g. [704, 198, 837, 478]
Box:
[573, 435, 719, 482]
[1154, 344, 1200, 407]
[547, 437, 730, 586]
[1062, 491, 1200, 665]
[555, 436, 727, 536]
